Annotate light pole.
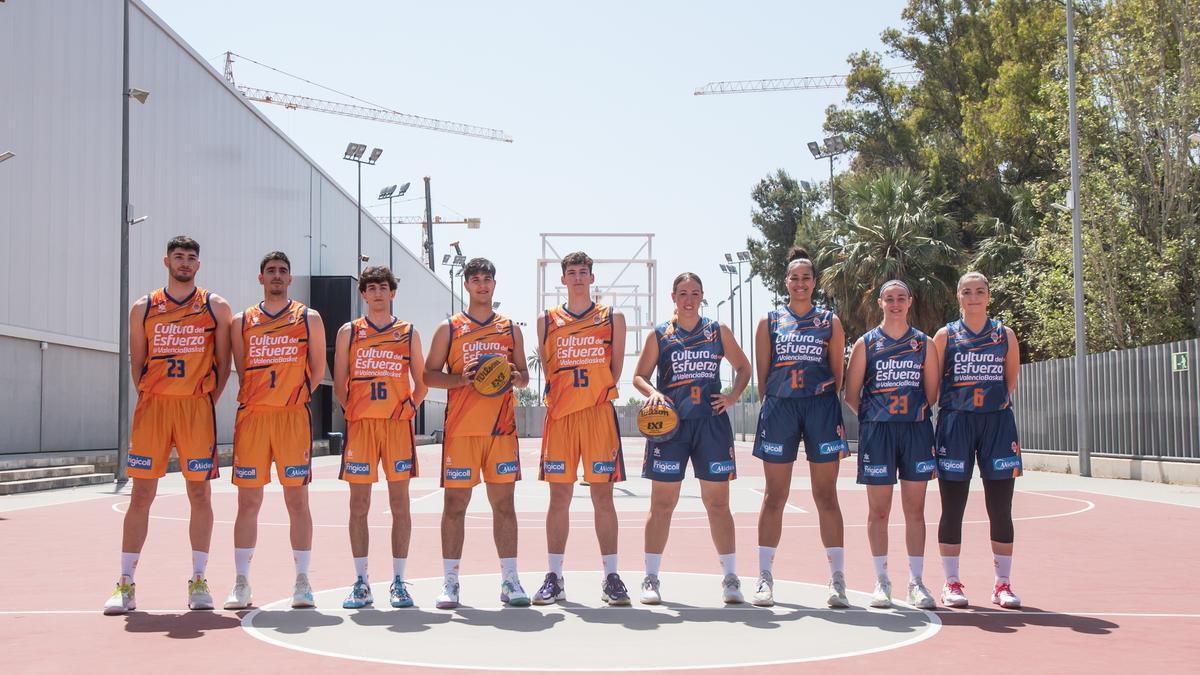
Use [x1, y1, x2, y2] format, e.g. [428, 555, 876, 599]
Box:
[343, 142, 382, 278]
[443, 241, 466, 315]
[379, 182, 411, 271]
[1065, 0, 1091, 477]
[720, 264, 736, 334]
[807, 135, 849, 207]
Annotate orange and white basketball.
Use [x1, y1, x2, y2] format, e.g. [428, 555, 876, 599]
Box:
[637, 402, 679, 441]
[472, 354, 513, 397]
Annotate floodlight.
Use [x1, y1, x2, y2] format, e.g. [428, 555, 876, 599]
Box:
[379, 185, 397, 199]
[465, 218, 481, 229]
[344, 143, 366, 160]
[724, 253, 734, 263]
[800, 180, 813, 191]
[492, 302, 501, 310]
[442, 254, 452, 264]
[360, 254, 370, 262]
[736, 251, 751, 262]
[453, 255, 467, 266]
[127, 88, 150, 104]
[130, 215, 148, 225]
[367, 147, 383, 164]
[397, 182, 411, 196]
[807, 141, 822, 158]
[0, 151, 13, 163]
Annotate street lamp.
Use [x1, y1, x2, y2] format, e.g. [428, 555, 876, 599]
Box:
[732, 250, 753, 384]
[443, 244, 467, 315]
[1065, 0, 1090, 477]
[379, 181, 411, 270]
[719, 263, 737, 333]
[807, 134, 849, 206]
[0, 151, 13, 163]
[343, 142, 382, 280]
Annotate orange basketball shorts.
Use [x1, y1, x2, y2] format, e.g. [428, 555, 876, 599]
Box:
[539, 402, 625, 483]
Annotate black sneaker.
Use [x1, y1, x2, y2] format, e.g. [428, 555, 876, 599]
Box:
[601, 573, 630, 606]
[531, 572, 565, 605]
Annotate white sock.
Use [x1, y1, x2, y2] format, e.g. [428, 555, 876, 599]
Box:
[942, 555, 960, 582]
[908, 555, 924, 582]
[601, 554, 618, 576]
[758, 546, 776, 574]
[826, 547, 845, 575]
[121, 552, 139, 581]
[718, 553, 736, 577]
[500, 557, 518, 582]
[872, 555, 888, 580]
[994, 554, 1013, 583]
[234, 547, 254, 577]
[548, 553, 564, 580]
[191, 550, 208, 578]
[293, 549, 311, 576]
[354, 556, 369, 582]
[393, 557, 407, 579]
[644, 553, 662, 577]
[443, 558, 461, 582]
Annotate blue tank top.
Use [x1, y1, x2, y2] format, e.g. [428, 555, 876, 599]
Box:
[655, 317, 724, 419]
[860, 326, 930, 422]
[764, 306, 836, 399]
[939, 318, 1011, 412]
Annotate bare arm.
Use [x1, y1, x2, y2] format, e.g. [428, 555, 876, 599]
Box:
[922, 333, 941, 407]
[609, 311, 627, 382]
[714, 322, 751, 414]
[535, 313, 548, 385]
[209, 295, 233, 401]
[307, 309, 327, 388]
[129, 296, 149, 391]
[409, 330, 428, 406]
[510, 325, 530, 389]
[843, 337, 867, 413]
[755, 315, 770, 401]
[931, 328, 949, 407]
[1004, 327, 1020, 396]
[631, 332, 665, 405]
[332, 323, 352, 410]
[829, 314, 847, 393]
[423, 321, 466, 390]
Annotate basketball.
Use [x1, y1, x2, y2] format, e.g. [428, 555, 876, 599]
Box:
[637, 402, 679, 441]
[472, 354, 513, 397]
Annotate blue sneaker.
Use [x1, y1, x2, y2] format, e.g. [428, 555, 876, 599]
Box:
[501, 577, 531, 607]
[601, 573, 631, 606]
[531, 572, 565, 606]
[342, 577, 373, 609]
[389, 577, 414, 608]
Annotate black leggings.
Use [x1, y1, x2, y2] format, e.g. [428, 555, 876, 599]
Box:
[937, 477, 1015, 545]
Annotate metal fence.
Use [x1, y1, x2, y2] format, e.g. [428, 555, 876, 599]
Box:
[1014, 337, 1199, 460]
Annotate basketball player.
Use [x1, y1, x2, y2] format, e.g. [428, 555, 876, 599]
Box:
[844, 280, 939, 609]
[532, 251, 630, 606]
[932, 272, 1023, 609]
[103, 236, 233, 615]
[332, 266, 427, 609]
[223, 251, 326, 610]
[632, 272, 751, 604]
[424, 257, 530, 609]
[752, 246, 849, 607]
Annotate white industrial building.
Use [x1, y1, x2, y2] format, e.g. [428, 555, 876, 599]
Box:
[0, 0, 453, 455]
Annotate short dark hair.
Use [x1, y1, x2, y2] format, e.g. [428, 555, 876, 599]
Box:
[463, 257, 496, 279]
[259, 251, 291, 273]
[561, 251, 593, 274]
[359, 265, 397, 293]
[166, 236, 199, 255]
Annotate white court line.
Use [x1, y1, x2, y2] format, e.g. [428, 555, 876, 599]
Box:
[748, 487, 808, 513]
[5, 609, 1199, 619]
[1070, 488, 1200, 510]
[383, 487, 445, 515]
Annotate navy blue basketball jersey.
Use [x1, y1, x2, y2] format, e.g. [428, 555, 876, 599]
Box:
[860, 326, 930, 422]
[764, 306, 836, 399]
[655, 317, 724, 419]
[939, 318, 1011, 412]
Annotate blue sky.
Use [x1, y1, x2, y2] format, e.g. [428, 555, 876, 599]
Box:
[146, 0, 908, 387]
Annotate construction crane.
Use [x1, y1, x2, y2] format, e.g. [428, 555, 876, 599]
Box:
[223, 52, 512, 143]
[693, 70, 921, 96]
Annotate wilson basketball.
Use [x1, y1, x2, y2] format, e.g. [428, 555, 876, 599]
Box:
[472, 354, 513, 397]
[637, 402, 679, 441]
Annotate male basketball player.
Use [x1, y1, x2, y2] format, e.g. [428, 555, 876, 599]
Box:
[104, 236, 233, 615]
[333, 266, 427, 609]
[424, 257, 531, 609]
[532, 251, 630, 606]
[223, 251, 326, 610]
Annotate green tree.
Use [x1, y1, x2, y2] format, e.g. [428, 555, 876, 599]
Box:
[746, 170, 825, 302]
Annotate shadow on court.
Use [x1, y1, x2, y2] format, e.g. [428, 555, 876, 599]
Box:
[548, 601, 936, 634]
[247, 609, 344, 634]
[935, 606, 1120, 635]
[122, 611, 244, 639]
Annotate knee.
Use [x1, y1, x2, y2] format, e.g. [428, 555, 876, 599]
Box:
[760, 487, 788, 512]
[443, 496, 469, 518]
[650, 494, 678, 516]
[811, 487, 840, 512]
[283, 494, 309, 515]
[389, 496, 410, 517]
[349, 495, 371, 518]
[701, 493, 729, 513]
[867, 503, 890, 523]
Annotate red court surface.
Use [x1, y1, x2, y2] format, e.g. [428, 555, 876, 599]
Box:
[3, 439, 1199, 673]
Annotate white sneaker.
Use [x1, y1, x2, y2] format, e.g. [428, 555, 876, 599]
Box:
[187, 576, 214, 610]
[436, 578, 460, 609]
[907, 578, 936, 609]
[870, 577, 892, 608]
[992, 582, 1021, 609]
[639, 575, 662, 605]
[941, 579, 968, 608]
[752, 570, 774, 607]
[223, 574, 252, 610]
[500, 577, 531, 607]
[291, 573, 315, 608]
[722, 574, 744, 604]
[103, 578, 136, 615]
[827, 571, 849, 608]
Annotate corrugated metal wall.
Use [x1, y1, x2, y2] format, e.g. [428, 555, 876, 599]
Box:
[0, 0, 452, 453]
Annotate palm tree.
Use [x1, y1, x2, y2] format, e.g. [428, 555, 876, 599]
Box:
[817, 168, 962, 338]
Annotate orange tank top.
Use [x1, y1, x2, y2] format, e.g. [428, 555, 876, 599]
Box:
[543, 302, 617, 419]
[344, 316, 415, 421]
[139, 287, 217, 397]
[238, 300, 312, 408]
[446, 311, 516, 436]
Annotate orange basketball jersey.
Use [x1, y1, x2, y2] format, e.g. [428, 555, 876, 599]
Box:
[237, 300, 312, 409]
[344, 316, 416, 421]
[139, 287, 218, 397]
[542, 302, 617, 419]
[446, 311, 516, 436]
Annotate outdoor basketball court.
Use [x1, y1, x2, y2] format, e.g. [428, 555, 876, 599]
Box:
[3, 439, 1199, 673]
